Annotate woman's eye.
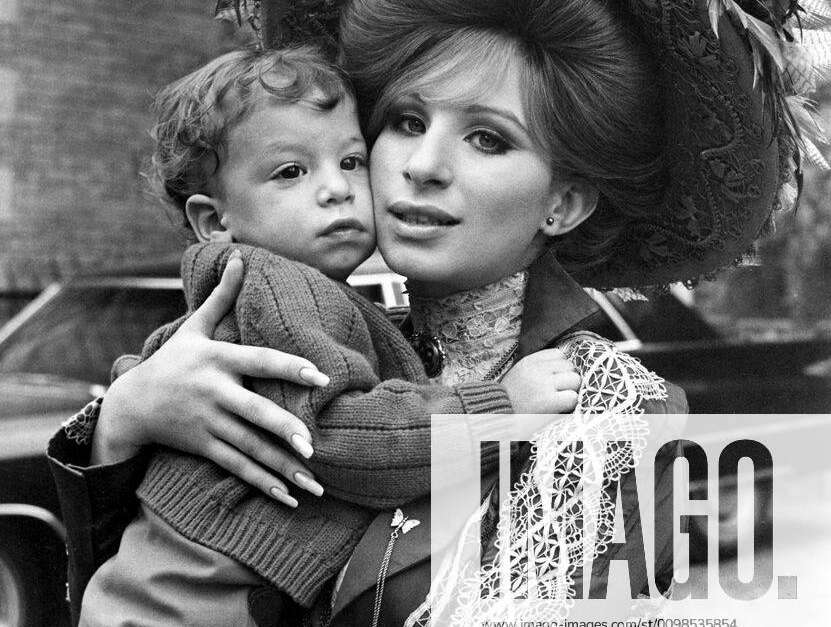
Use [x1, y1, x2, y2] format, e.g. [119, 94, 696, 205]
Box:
[341, 155, 367, 171]
[272, 164, 306, 180]
[467, 130, 509, 155]
[394, 114, 426, 136]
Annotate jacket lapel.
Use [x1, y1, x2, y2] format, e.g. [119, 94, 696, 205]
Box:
[332, 496, 431, 616]
[518, 249, 600, 359]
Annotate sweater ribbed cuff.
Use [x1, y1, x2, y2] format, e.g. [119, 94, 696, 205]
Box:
[138, 454, 367, 607]
[455, 381, 513, 414]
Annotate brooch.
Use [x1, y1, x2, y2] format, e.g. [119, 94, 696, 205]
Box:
[408, 331, 447, 378]
[371, 508, 421, 627]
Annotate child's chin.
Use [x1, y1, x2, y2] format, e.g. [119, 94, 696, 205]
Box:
[321, 252, 373, 282]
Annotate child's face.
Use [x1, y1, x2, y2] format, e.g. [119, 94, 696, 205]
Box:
[214, 95, 375, 281]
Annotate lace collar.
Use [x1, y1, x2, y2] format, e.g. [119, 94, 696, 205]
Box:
[408, 271, 527, 385]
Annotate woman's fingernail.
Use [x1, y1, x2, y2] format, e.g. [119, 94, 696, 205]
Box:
[291, 433, 314, 459]
[269, 486, 298, 508]
[294, 472, 324, 497]
[229, 249, 242, 260]
[299, 367, 330, 387]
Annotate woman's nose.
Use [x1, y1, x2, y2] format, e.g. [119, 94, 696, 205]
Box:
[316, 168, 354, 207]
[403, 135, 452, 188]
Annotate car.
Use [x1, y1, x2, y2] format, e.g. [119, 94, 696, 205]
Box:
[0, 262, 188, 627]
[586, 288, 831, 562]
[0, 261, 829, 625]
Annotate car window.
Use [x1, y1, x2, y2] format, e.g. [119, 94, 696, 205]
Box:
[0, 284, 186, 385]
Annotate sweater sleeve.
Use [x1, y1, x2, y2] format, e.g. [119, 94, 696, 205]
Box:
[182, 243, 513, 507]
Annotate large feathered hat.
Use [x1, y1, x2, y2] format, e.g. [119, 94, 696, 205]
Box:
[217, 0, 829, 288]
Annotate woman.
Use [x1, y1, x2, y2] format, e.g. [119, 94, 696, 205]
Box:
[49, 0, 809, 624]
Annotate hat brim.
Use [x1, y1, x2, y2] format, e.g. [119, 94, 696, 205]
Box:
[578, 0, 784, 288]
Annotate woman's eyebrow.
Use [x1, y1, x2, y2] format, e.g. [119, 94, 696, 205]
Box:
[462, 104, 529, 134]
[407, 93, 530, 135]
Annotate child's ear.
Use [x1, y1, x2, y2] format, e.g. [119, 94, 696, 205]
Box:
[540, 182, 599, 237]
[185, 194, 232, 243]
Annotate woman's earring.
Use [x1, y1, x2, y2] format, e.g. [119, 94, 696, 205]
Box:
[546, 216, 556, 226]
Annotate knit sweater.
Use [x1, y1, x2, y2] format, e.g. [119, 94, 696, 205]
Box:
[135, 242, 514, 606]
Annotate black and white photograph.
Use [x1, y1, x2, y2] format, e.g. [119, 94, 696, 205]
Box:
[1, 1, 830, 625]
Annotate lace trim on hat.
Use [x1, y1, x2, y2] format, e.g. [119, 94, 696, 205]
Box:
[408, 271, 527, 385]
[404, 334, 667, 626]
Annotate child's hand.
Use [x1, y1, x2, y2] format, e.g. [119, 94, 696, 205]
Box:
[501, 349, 581, 414]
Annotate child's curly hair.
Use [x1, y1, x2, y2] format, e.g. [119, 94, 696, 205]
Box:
[150, 45, 354, 229]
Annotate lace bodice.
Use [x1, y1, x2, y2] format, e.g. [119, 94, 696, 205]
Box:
[405, 332, 669, 626]
[408, 271, 527, 385]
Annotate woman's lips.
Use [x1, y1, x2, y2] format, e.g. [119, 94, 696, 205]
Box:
[387, 202, 459, 237]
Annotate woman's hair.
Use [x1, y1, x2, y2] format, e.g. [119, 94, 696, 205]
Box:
[150, 45, 353, 227]
[339, 0, 667, 273]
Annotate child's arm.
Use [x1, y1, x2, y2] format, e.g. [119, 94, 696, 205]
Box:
[183, 243, 577, 508]
[48, 257, 322, 624]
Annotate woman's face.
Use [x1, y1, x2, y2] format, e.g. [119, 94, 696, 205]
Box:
[369, 58, 560, 297]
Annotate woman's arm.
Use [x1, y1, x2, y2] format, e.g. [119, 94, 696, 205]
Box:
[47, 255, 333, 619]
[89, 253, 330, 500]
[192, 243, 578, 507]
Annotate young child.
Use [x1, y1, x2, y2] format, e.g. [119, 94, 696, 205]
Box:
[78, 46, 579, 625]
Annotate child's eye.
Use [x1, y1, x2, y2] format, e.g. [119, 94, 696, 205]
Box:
[340, 154, 367, 171]
[393, 113, 426, 136]
[466, 130, 510, 155]
[272, 164, 307, 180]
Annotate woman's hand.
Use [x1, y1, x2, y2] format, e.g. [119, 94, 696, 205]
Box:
[90, 252, 329, 507]
[501, 348, 581, 413]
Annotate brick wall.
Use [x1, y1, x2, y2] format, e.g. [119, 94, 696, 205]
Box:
[0, 0, 237, 292]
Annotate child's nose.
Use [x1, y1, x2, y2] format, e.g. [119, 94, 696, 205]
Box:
[317, 170, 353, 207]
